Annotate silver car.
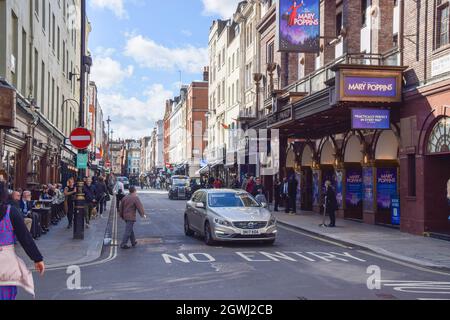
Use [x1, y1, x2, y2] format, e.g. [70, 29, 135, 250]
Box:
[184, 189, 277, 246]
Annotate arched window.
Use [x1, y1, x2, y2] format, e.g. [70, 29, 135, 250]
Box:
[427, 117, 450, 154]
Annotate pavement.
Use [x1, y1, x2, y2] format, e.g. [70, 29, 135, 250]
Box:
[18, 190, 450, 300]
[272, 210, 450, 271]
[16, 202, 113, 269]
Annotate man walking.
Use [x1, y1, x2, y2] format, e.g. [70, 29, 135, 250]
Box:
[288, 176, 299, 214]
[119, 186, 147, 249]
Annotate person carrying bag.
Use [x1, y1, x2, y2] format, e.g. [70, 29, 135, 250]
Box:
[0, 181, 45, 300]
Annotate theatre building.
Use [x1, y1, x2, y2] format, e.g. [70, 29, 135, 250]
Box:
[246, 0, 450, 237]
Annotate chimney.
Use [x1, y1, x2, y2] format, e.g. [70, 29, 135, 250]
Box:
[203, 66, 209, 82]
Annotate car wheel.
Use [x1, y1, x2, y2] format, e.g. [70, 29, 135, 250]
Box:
[184, 215, 194, 237]
[204, 222, 215, 246]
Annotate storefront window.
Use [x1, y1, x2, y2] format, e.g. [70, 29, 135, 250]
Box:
[1, 151, 16, 191]
[427, 117, 450, 154]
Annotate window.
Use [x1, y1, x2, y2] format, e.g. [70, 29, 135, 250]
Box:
[267, 42, 274, 64]
[437, 1, 450, 48]
[336, 12, 343, 37]
[361, 0, 368, 27]
[427, 117, 450, 153]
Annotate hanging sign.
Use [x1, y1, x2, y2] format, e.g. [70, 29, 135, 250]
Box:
[277, 0, 320, 53]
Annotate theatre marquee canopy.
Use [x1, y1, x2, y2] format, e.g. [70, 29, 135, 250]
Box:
[331, 65, 406, 105]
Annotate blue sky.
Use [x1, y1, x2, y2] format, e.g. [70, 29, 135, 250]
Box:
[88, 0, 241, 139]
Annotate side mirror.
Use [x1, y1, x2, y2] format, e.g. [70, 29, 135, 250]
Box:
[196, 202, 205, 209]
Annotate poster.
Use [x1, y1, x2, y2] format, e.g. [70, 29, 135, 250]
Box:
[352, 109, 391, 130]
[363, 167, 374, 212]
[377, 168, 398, 210]
[313, 171, 320, 206]
[346, 168, 363, 209]
[277, 0, 320, 53]
[335, 170, 343, 209]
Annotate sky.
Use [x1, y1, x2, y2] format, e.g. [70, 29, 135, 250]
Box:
[88, 0, 242, 139]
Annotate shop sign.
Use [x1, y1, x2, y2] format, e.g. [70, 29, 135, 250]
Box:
[267, 106, 293, 128]
[0, 86, 17, 129]
[335, 67, 403, 103]
[277, 0, 320, 53]
[376, 168, 398, 210]
[391, 197, 401, 226]
[352, 109, 391, 130]
[345, 168, 363, 209]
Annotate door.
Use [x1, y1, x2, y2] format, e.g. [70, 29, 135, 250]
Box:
[301, 167, 313, 211]
[187, 191, 202, 232]
[191, 191, 207, 232]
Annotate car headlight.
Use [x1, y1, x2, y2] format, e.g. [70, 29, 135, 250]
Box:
[268, 215, 277, 227]
[214, 218, 232, 227]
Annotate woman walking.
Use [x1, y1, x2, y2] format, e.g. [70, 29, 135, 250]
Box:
[0, 181, 45, 300]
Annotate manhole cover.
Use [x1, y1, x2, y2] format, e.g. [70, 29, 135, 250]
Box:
[137, 238, 163, 245]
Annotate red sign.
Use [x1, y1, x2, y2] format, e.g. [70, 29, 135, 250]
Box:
[106, 161, 111, 168]
[70, 128, 92, 150]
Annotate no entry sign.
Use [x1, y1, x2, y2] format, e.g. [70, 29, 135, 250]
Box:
[70, 127, 92, 150]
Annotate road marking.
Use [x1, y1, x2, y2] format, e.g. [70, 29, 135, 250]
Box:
[379, 280, 450, 295]
[45, 199, 119, 272]
[357, 250, 450, 276]
[280, 225, 450, 276]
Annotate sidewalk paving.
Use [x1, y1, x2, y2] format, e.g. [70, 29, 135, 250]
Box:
[17, 209, 111, 269]
[273, 210, 450, 271]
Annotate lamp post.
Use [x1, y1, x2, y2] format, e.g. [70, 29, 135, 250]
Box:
[74, 0, 88, 240]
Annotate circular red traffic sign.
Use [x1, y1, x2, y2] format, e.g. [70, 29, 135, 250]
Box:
[70, 127, 92, 150]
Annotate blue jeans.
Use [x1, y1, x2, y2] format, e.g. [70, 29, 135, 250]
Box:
[121, 221, 136, 246]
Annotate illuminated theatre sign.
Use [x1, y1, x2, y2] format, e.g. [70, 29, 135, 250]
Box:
[277, 0, 320, 53]
[334, 66, 404, 104]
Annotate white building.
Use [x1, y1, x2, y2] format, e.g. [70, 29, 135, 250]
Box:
[155, 120, 164, 169]
[169, 87, 187, 166]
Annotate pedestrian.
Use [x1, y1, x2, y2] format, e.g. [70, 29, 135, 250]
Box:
[246, 176, 255, 195]
[83, 177, 97, 228]
[241, 175, 249, 191]
[252, 177, 265, 197]
[288, 175, 299, 214]
[20, 191, 40, 238]
[114, 178, 126, 211]
[281, 178, 289, 213]
[0, 181, 45, 300]
[8, 191, 21, 209]
[95, 176, 108, 218]
[274, 179, 282, 212]
[324, 180, 338, 228]
[213, 178, 222, 189]
[64, 178, 77, 229]
[119, 186, 147, 249]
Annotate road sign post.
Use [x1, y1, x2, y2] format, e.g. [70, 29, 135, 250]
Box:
[70, 127, 92, 240]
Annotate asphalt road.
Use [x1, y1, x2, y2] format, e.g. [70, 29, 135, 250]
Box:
[19, 190, 450, 300]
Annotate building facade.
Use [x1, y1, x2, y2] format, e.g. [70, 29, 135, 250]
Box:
[0, 0, 89, 190]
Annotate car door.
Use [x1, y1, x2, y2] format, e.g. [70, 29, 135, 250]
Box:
[186, 192, 199, 230]
[190, 191, 206, 232]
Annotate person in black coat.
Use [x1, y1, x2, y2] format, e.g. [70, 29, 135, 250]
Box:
[324, 180, 338, 227]
[288, 176, 299, 214]
[252, 178, 265, 197]
[273, 180, 282, 212]
[95, 177, 108, 217]
[83, 177, 97, 227]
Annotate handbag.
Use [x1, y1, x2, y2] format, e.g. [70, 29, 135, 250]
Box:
[0, 245, 35, 296]
[105, 193, 111, 202]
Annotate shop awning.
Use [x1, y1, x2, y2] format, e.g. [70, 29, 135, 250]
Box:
[195, 165, 210, 176]
[210, 160, 224, 169]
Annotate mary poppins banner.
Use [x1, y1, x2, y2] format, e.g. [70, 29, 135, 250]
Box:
[277, 0, 320, 53]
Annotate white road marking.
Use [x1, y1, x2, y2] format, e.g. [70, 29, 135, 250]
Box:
[379, 280, 450, 295]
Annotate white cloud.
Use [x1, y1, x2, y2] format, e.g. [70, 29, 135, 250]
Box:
[202, 0, 241, 19]
[181, 29, 193, 37]
[124, 35, 208, 74]
[91, 55, 134, 89]
[90, 0, 128, 19]
[98, 84, 173, 139]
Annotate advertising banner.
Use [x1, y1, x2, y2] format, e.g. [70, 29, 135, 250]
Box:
[313, 171, 320, 206]
[277, 0, 320, 53]
[377, 168, 398, 210]
[363, 167, 374, 212]
[352, 109, 390, 130]
[335, 170, 344, 209]
[345, 168, 363, 209]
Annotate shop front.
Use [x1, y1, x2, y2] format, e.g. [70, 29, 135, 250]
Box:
[255, 64, 405, 228]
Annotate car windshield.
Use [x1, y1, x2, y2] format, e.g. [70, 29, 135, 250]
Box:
[208, 193, 261, 208]
[173, 178, 189, 186]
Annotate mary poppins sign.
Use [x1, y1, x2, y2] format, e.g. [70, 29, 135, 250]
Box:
[277, 0, 320, 53]
[334, 65, 404, 104]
